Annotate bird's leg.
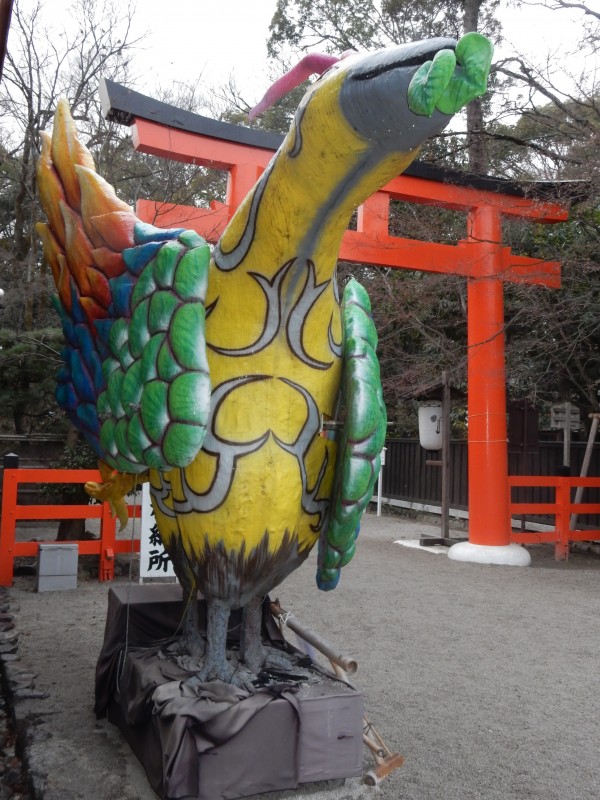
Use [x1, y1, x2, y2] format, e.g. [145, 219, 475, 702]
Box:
[179, 579, 204, 657]
[196, 599, 236, 683]
[167, 556, 205, 656]
[241, 596, 295, 673]
[240, 596, 262, 671]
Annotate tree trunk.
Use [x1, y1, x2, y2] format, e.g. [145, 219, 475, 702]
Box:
[467, 98, 488, 173]
[56, 496, 88, 541]
[463, 0, 489, 173]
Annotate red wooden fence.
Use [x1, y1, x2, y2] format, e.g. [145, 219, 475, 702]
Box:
[2, 469, 600, 585]
[509, 475, 600, 560]
[0, 468, 140, 586]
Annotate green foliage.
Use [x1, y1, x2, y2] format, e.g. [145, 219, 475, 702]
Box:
[267, 0, 502, 58]
[57, 437, 98, 471]
[0, 327, 65, 434]
[486, 93, 600, 181]
[269, 0, 381, 56]
[502, 207, 600, 412]
[41, 435, 97, 505]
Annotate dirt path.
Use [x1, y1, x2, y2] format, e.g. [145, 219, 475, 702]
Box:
[4, 512, 600, 799]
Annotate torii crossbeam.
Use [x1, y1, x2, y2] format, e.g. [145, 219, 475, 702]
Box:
[100, 78, 570, 566]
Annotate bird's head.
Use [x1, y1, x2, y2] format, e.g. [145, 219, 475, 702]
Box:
[260, 33, 492, 165]
[298, 33, 490, 156]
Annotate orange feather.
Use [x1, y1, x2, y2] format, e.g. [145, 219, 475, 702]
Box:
[37, 132, 67, 247]
[51, 98, 95, 212]
[35, 222, 63, 286]
[75, 166, 132, 248]
[60, 201, 94, 296]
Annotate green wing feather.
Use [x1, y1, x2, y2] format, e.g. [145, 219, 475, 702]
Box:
[317, 279, 387, 590]
[97, 228, 211, 473]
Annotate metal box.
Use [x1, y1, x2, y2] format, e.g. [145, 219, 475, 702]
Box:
[36, 543, 78, 592]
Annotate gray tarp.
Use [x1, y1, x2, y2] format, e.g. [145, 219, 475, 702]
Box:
[95, 585, 362, 800]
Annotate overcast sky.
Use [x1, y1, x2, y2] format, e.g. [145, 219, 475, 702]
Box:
[128, 0, 277, 103]
[11, 0, 589, 108]
[133, 1, 586, 94]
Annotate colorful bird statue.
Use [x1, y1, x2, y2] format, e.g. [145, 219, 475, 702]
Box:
[37, 34, 492, 685]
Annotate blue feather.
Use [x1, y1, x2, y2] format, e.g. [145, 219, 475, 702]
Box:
[67, 410, 103, 457]
[70, 288, 86, 324]
[109, 274, 135, 317]
[52, 295, 71, 329]
[55, 302, 76, 344]
[69, 351, 96, 404]
[74, 324, 94, 356]
[56, 382, 77, 411]
[133, 222, 185, 244]
[316, 571, 340, 591]
[62, 319, 76, 346]
[122, 241, 163, 276]
[95, 336, 110, 362]
[76, 403, 100, 435]
[94, 319, 113, 350]
[89, 350, 106, 392]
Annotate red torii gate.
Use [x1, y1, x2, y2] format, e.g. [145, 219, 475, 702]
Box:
[101, 79, 569, 567]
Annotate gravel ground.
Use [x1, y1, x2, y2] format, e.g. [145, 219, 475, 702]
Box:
[2, 510, 600, 800]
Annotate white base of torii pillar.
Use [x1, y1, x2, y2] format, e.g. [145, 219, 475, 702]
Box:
[448, 541, 531, 566]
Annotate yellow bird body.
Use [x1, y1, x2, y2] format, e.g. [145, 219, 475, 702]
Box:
[151, 66, 420, 594]
[37, 34, 493, 680]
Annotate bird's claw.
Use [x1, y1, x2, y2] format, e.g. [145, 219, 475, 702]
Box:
[84, 461, 147, 531]
[188, 647, 296, 691]
[243, 642, 296, 675]
[186, 663, 255, 692]
[85, 482, 129, 531]
[263, 647, 296, 672]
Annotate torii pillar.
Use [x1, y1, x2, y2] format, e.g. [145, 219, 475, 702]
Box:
[448, 205, 529, 565]
[100, 79, 570, 568]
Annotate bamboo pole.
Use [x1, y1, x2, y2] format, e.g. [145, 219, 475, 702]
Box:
[441, 370, 451, 539]
[269, 600, 357, 674]
[569, 413, 600, 531]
